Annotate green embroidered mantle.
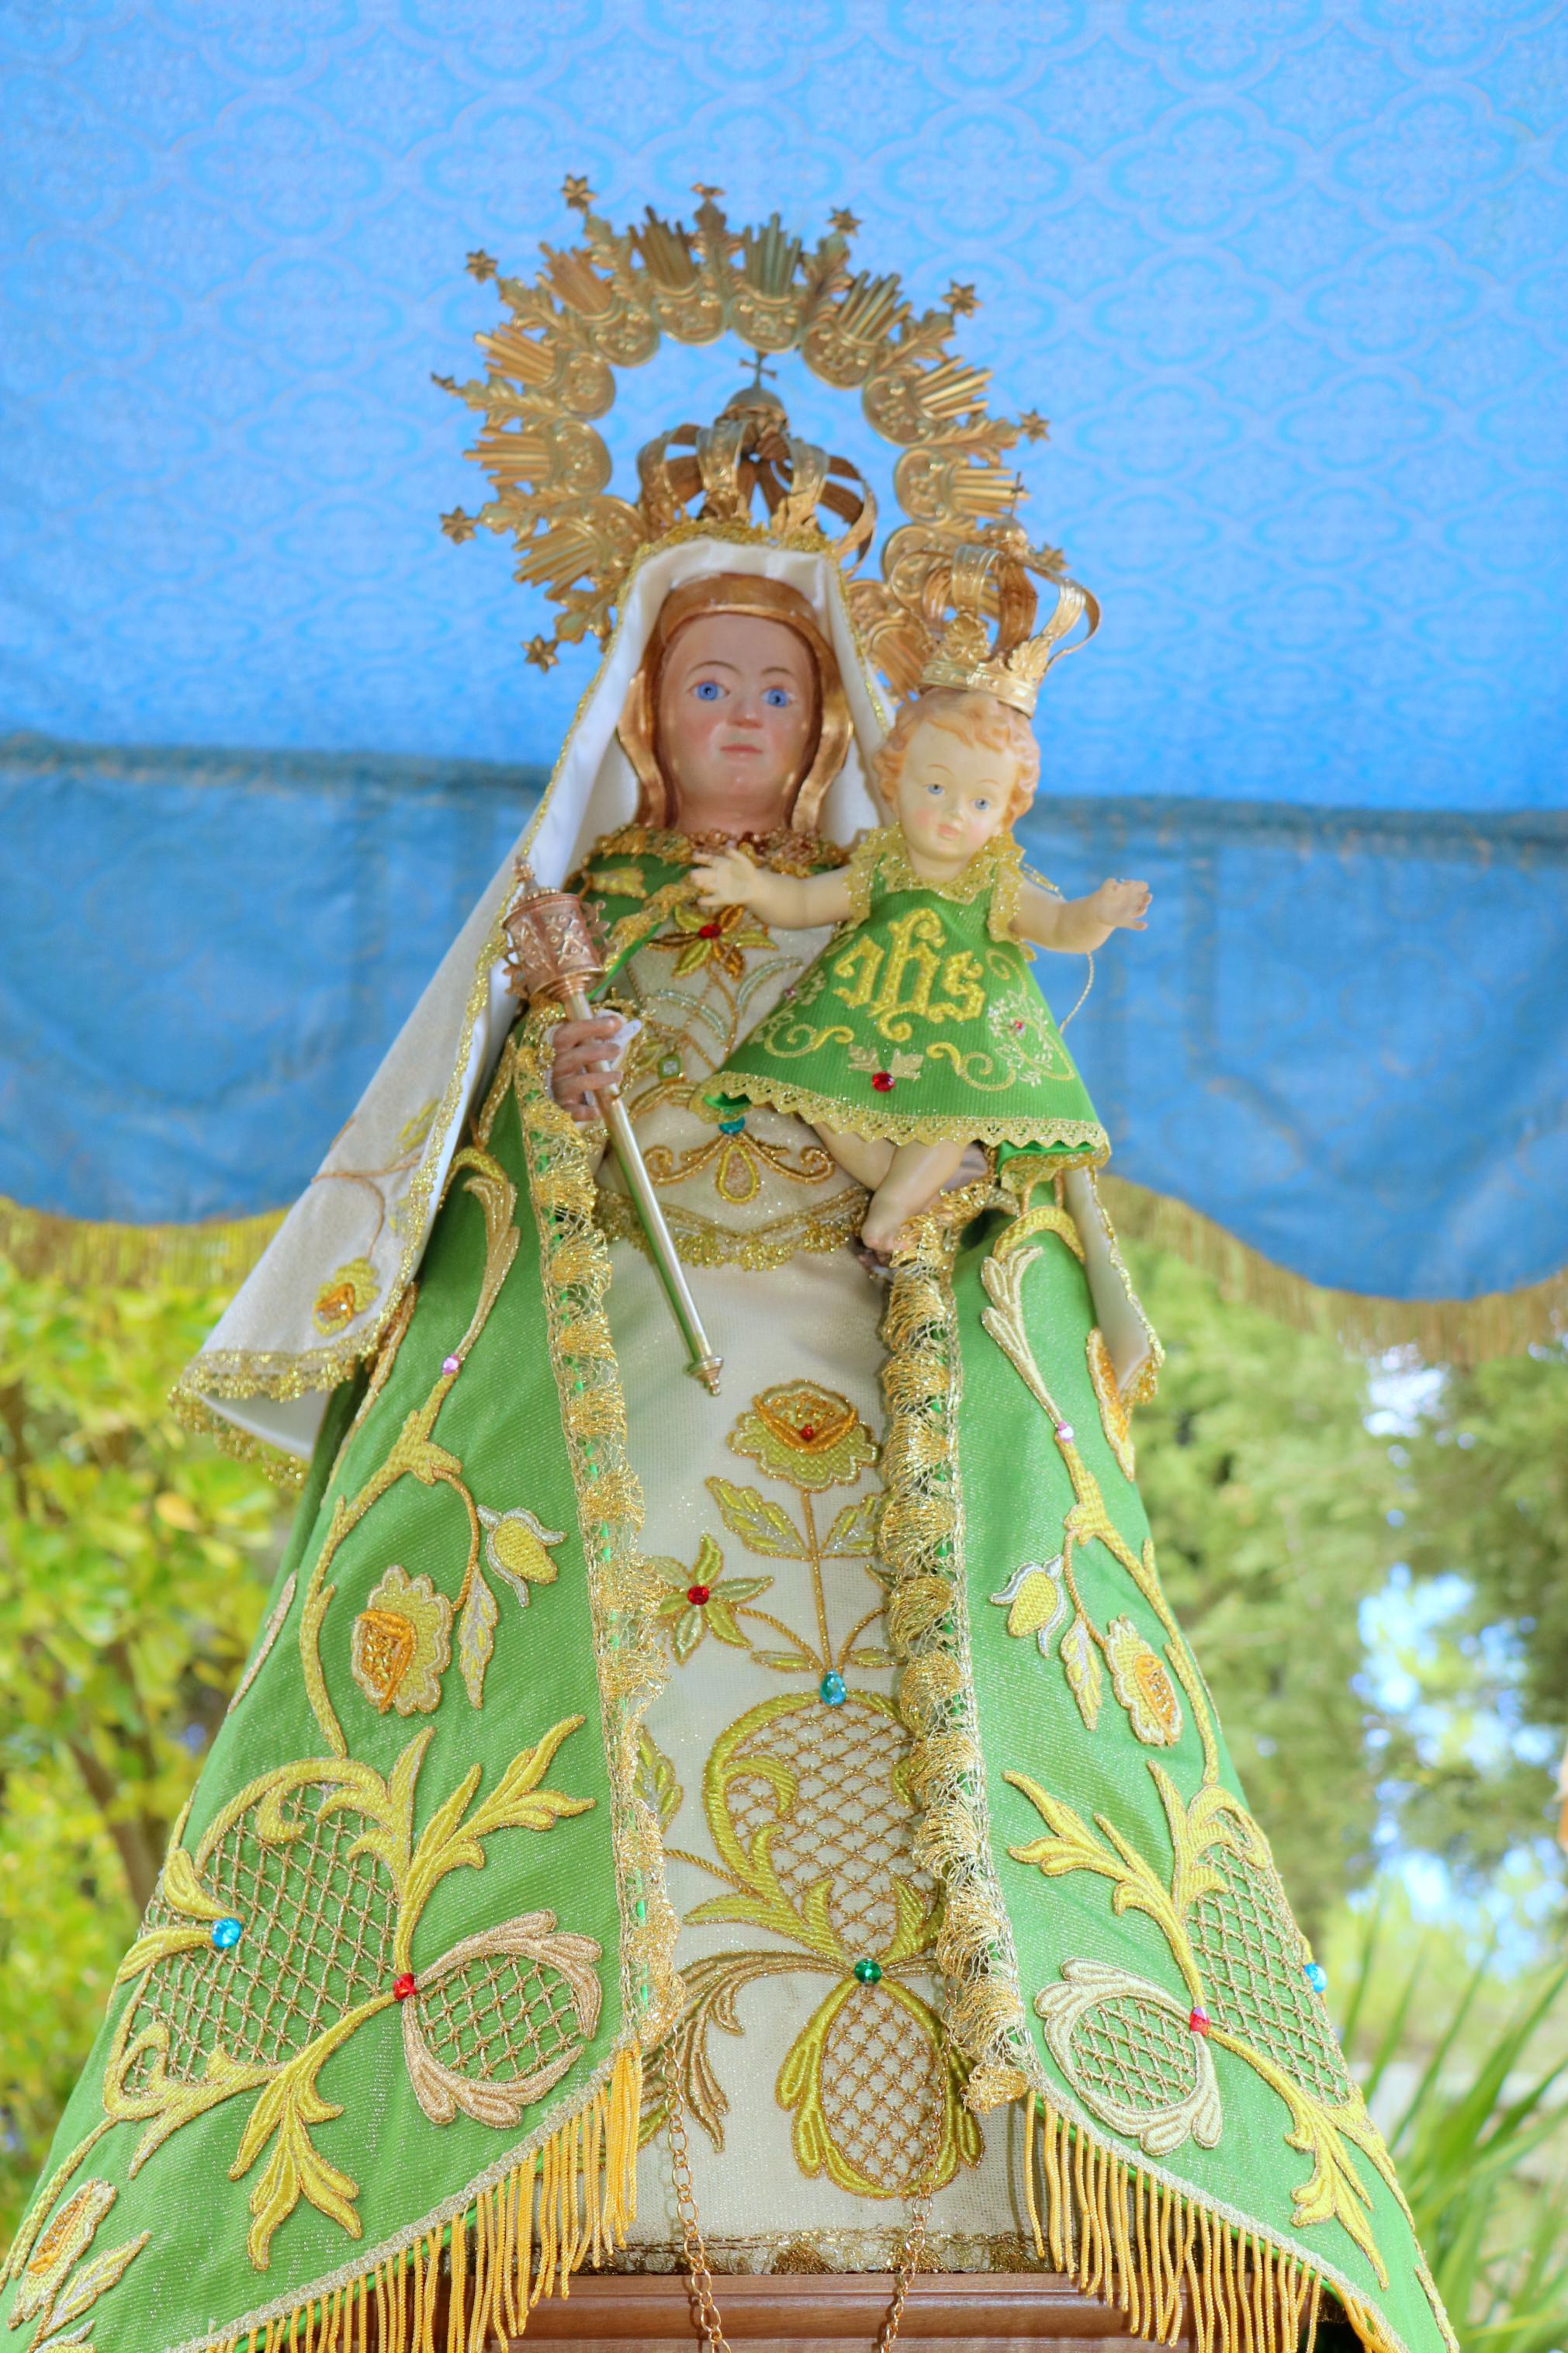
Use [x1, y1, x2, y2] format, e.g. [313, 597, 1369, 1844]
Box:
[708, 827, 1109, 1156]
[1, 989, 1452, 2353]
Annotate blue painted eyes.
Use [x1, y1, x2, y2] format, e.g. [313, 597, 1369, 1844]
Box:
[691, 681, 791, 707]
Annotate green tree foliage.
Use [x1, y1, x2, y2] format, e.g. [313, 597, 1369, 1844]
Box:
[1127, 1245, 1403, 1937]
[1387, 1347, 1568, 1875]
[0, 1260, 279, 2240]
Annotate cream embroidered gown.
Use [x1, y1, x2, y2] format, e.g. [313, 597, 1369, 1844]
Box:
[587, 883, 1026, 2270]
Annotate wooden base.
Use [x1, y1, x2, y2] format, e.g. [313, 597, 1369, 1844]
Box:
[517, 2272, 1190, 2350]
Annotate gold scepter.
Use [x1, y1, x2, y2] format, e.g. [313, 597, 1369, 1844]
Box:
[503, 859, 722, 1395]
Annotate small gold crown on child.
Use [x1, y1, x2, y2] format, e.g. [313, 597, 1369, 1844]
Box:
[849, 518, 1099, 718]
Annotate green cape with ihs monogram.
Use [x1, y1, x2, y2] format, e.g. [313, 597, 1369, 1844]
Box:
[710, 827, 1109, 1158]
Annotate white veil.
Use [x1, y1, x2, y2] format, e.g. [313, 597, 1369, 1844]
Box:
[178, 536, 890, 1469]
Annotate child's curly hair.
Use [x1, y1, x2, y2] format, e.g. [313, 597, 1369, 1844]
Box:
[871, 688, 1040, 823]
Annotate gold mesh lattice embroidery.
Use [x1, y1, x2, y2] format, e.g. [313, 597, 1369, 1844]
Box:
[721, 1695, 913, 1953]
[123, 1785, 395, 2081]
[416, 1949, 585, 2088]
[1065, 1988, 1201, 2116]
[1188, 1846, 1354, 2111]
[815, 1979, 949, 2198]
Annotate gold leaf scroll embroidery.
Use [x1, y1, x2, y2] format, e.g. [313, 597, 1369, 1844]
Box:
[830, 909, 987, 1044]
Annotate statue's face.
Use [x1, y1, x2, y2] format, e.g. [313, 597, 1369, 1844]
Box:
[892, 719, 1016, 868]
[656, 611, 819, 835]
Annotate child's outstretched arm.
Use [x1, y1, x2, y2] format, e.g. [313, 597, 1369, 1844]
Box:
[691, 845, 854, 930]
[1014, 875, 1151, 953]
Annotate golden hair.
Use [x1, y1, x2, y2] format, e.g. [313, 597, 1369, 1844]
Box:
[616, 573, 851, 833]
[873, 688, 1040, 823]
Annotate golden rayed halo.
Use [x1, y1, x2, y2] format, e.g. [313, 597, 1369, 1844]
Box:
[438, 176, 1096, 712]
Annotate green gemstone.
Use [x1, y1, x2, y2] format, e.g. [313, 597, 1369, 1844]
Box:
[659, 1055, 681, 1078]
[853, 1957, 882, 1985]
[634, 1897, 647, 1921]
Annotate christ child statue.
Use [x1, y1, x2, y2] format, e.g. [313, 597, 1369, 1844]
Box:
[691, 687, 1151, 1252]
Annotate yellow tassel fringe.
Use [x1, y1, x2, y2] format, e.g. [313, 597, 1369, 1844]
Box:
[213, 2047, 641, 2353]
[0, 1196, 286, 1290]
[1020, 2093, 1336, 2353]
[1101, 1175, 1567, 1364]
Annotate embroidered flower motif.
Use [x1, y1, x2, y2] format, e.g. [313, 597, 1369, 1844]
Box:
[1105, 1617, 1182, 1746]
[649, 1534, 772, 1664]
[989, 1558, 1067, 1655]
[350, 1565, 453, 1715]
[729, 1382, 878, 1493]
[661, 899, 772, 980]
[476, 1504, 566, 1603]
[1087, 1326, 1136, 1478]
[850, 1044, 924, 1083]
[313, 1256, 380, 1334]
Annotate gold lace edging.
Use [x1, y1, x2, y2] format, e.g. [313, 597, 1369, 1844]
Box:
[511, 1011, 680, 2061]
[709, 1075, 1110, 1155]
[0, 1197, 286, 1288]
[850, 824, 1023, 936]
[592, 1183, 866, 1269]
[168, 1388, 307, 1493]
[1099, 1176, 1567, 1367]
[877, 1218, 1451, 2353]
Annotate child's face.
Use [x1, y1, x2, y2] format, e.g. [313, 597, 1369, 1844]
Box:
[892, 721, 1017, 865]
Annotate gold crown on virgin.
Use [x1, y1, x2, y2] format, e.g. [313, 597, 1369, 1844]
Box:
[436, 177, 1097, 713]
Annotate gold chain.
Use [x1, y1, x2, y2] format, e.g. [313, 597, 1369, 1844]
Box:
[663, 2030, 943, 2353]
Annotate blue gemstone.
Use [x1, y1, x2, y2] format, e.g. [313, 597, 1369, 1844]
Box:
[211, 1916, 244, 1953]
[819, 1672, 847, 1707]
[718, 1116, 746, 1135]
[1303, 1961, 1327, 1994]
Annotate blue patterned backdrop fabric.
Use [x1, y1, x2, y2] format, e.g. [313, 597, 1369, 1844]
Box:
[2, 2, 1566, 1312]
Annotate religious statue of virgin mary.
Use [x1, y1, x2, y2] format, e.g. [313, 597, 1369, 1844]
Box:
[0, 192, 1452, 2353]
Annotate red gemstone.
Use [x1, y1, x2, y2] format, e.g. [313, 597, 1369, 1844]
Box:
[687, 1584, 711, 1606]
[393, 1972, 417, 2001]
[871, 1071, 894, 1092]
[800, 1426, 815, 1441]
[1189, 2006, 1210, 2036]
[697, 921, 721, 939]
[1012, 1019, 1026, 1032]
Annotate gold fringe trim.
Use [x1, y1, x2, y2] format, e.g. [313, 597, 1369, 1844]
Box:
[0, 1195, 284, 1289]
[1017, 2093, 1435, 2353]
[1100, 1175, 1567, 1365]
[179, 2048, 642, 2353]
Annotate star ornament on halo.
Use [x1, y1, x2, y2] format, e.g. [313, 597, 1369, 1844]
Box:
[562, 173, 594, 213]
[525, 635, 560, 672]
[441, 508, 477, 544]
[944, 280, 979, 316]
[829, 207, 862, 234]
[1019, 409, 1051, 443]
[466, 249, 497, 282]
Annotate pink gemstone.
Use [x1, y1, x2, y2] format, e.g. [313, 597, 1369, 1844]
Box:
[442, 1355, 461, 1375]
[1054, 1422, 1075, 1443]
[1189, 2007, 1210, 2036]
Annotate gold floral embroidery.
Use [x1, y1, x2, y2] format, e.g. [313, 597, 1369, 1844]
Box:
[313, 1256, 380, 1334]
[1087, 1325, 1136, 1477]
[649, 1535, 774, 1663]
[102, 1718, 595, 2265]
[585, 863, 649, 899]
[477, 1502, 566, 1601]
[1104, 1616, 1182, 1746]
[351, 1565, 453, 1715]
[847, 824, 1023, 935]
[728, 1382, 878, 1495]
[653, 899, 775, 981]
[9, 2178, 147, 2348]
